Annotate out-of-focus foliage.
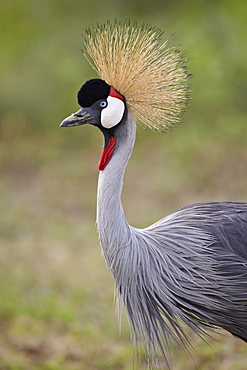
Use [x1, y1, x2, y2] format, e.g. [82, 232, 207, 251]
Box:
[0, 0, 247, 369]
[1, 0, 247, 133]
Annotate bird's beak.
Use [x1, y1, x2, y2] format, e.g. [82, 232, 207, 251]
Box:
[60, 108, 92, 127]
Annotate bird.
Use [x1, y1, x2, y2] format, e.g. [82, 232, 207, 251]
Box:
[60, 20, 247, 368]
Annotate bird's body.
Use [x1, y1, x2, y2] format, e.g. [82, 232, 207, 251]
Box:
[96, 109, 247, 360]
[60, 20, 247, 367]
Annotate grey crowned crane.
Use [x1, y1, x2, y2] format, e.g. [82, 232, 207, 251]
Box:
[60, 20, 247, 368]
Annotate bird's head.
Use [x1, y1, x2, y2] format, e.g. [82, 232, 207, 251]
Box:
[60, 20, 190, 170]
[60, 78, 127, 170]
[60, 78, 125, 130]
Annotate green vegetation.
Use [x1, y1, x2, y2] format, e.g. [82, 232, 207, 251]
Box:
[0, 0, 247, 368]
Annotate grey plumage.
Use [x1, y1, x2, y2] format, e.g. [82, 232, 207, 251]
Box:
[61, 85, 247, 368]
[60, 20, 247, 368]
[96, 110, 247, 365]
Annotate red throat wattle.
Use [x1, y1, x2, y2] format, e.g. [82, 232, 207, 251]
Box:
[98, 136, 117, 171]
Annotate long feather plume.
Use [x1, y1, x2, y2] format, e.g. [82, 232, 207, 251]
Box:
[83, 19, 190, 132]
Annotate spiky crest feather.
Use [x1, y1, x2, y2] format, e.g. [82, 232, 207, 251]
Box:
[83, 19, 190, 132]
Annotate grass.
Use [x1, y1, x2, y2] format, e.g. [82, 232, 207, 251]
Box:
[1, 121, 247, 369]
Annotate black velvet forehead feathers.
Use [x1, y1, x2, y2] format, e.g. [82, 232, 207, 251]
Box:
[77, 79, 111, 107]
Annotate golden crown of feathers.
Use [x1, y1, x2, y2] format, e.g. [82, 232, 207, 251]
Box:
[83, 19, 190, 132]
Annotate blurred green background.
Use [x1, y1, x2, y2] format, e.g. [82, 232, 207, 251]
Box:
[1, 0, 247, 369]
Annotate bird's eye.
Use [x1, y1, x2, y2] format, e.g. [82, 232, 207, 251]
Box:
[100, 101, 107, 108]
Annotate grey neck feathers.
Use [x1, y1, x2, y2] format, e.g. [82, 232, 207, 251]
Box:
[96, 110, 136, 267]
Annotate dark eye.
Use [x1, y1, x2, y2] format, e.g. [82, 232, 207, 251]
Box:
[100, 100, 107, 108]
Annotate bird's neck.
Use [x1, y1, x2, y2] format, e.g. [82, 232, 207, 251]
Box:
[96, 111, 136, 265]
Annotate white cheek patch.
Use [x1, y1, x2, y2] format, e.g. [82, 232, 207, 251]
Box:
[101, 96, 125, 129]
